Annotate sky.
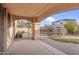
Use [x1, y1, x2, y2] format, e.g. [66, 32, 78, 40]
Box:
[40, 9, 79, 27]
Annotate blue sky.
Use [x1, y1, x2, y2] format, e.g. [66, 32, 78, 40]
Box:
[40, 9, 79, 26]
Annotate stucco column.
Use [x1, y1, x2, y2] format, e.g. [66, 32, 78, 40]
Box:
[32, 17, 40, 40]
[14, 20, 17, 35]
[0, 5, 7, 54]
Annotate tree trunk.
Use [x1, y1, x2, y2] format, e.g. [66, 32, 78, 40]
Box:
[28, 27, 29, 37]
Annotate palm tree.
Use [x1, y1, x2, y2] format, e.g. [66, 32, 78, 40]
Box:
[44, 24, 49, 34]
[26, 21, 32, 37]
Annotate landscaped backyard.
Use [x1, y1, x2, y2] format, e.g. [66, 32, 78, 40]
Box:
[49, 35, 79, 44]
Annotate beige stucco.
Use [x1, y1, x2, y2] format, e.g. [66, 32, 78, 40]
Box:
[32, 23, 40, 40]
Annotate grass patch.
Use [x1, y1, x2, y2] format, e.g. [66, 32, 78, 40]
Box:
[49, 35, 79, 44]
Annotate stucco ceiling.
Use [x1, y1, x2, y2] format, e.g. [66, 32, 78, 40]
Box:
[3, 3, 56, 17]
[2, 3, 79, 21]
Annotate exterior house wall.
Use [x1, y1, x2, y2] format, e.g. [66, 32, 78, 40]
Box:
[6, 14, 15, 49]
[52, 20, 67, 35]
[52, 19, 76, 35]
[0, 5, 15, 54]
[53, 21, 64, 28]
[0, 5, 7, 53]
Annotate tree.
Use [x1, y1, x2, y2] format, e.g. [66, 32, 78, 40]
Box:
[26, 21, 32, 37]
[64, 21, 78, 34]
[17, 20, 27, 28]
[44, 24, 52, 34]
[17, 20, 32, 37]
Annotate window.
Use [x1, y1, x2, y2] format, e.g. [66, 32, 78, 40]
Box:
[60, 22, 63, 24]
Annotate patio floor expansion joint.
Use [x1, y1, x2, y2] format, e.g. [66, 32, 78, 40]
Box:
[38, 40, 66, 55]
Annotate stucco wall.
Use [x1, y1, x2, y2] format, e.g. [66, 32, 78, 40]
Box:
[7, 25, 14, 49]
[6, 14, 15, 49]
[53, 21, 64, 28]
[0, 7, 5, 52]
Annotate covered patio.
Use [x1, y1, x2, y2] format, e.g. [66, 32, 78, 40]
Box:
[7, 37, 65, 55]
[0, 3, 79, 54]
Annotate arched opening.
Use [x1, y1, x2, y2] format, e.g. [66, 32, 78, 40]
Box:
[36, 9, 79, 55]
[14, 19, 33, 39]
[40, 17, 54, 36]
[40, 9, 79, 34]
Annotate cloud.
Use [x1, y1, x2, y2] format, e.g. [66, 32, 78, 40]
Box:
[46, 17, 55, 22]
[20, 20, 27, 24]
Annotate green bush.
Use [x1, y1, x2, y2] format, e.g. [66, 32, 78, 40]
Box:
[15, 31, 22, 38]
[64, 21, 78, 34]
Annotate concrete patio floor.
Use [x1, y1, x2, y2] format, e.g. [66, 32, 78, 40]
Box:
[7, 37, 65, 55]
[40, 35, 79, 55]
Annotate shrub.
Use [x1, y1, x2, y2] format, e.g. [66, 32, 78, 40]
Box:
[15, 31, 22, 38]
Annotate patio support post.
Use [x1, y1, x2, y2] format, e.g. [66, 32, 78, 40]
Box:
[0, 5, 7, 54]
[14, 20, 17, 35]
[32, 17, 40, 40]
